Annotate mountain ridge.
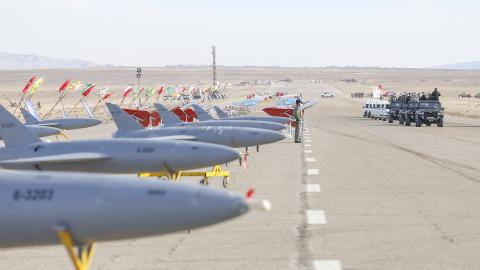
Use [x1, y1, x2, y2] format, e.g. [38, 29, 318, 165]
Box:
[433, 61, 480, 70]
[0, 51, 96, 69]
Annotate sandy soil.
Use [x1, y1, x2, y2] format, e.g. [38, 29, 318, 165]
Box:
[1, 67, 479, 120]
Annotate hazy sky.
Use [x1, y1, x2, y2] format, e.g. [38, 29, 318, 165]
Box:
[1, 0, 479, 67]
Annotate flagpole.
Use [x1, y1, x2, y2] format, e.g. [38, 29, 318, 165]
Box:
[92, 98, 103, 113]
[12, 91, 28, 114]
[119, 96, 127, 107]
[59, 94, 67, 117]
[69, 97, 83, 115]
[43, 93, 63, 119]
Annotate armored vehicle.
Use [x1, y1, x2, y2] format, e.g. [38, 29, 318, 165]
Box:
[388, 101, 402, 123]
[413, 100, 444, 127]
[403, 102, 419, 126]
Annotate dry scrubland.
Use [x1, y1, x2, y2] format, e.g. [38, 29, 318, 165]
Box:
[0, 67, 479, 118]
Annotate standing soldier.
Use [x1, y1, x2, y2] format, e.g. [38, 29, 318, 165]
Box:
[294, 99, 303, 143]
[431, 88, 441, 101]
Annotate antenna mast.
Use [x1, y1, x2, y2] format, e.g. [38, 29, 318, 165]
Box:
[212, 46, 217, 87]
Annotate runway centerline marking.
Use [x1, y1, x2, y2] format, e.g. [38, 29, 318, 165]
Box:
[306, 210, 326, 224]
[305, 157, 315, 162]
[313, 260, 342, 270]
[304, 136, 311, 139]
[305, 139, 312, 143]
[304, 150, 313, 153]
[305, 184, 321, 192]
[307, 169, 319, 175]
[304, 144, 311, 147]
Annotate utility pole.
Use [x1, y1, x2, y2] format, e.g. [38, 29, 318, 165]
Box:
[212, 46, 217, 87]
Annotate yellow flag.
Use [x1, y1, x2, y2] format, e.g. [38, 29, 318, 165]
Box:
[68, 81, 82, 91]
[29, 77, 44, 94]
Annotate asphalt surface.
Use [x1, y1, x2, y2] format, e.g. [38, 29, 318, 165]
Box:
[2, 87, 480, 270]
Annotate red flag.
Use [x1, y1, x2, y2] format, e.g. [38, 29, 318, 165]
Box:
[58, 79, 71, 93]
[157, 86, 164, 95]
[81, 84, 95, 97]
[22, 76, 36, 94]
[139, 87, 144, 93]
[122, 86, 133, 98]
[102, 93, 113, 100]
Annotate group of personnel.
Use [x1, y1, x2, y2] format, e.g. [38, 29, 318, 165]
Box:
[351, 92, 367, 98]
[391, 88, 441, 103]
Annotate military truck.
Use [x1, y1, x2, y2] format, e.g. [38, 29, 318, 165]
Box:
[403, 102, 419, 126]
[413, 100, 444, 127]
[388, 101, 402, 123]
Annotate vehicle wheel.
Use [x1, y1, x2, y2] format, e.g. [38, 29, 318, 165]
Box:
[367, 112, 371, 118]
[388, 115, 394, 123]
[363, 111, 367, 118]
[437, 118, 444, 127]
[399, 115, 404, 125]
[382, 117, 386, 121]
[426, 122, 431, 126]
[415, 116, 421, 127]
[222, 177, 230, 188]
[405, 116, 411, 126]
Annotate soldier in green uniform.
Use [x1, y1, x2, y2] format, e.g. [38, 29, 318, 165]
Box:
[294, 99, 303, 143]
[431, 88, 441, 101]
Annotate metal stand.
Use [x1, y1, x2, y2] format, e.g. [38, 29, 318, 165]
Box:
[138, 165, 230, 188]
[55, 131, 71, 141]
[56, 229, 96, 270]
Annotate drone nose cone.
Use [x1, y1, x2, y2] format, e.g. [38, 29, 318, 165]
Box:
[253, 130, 286, 145]
[194, 188, 250, 219]
[171, 142, 240, 170]
[30, 126, 62, 137]
[212, 144, 241, 164]
[267, 122, 286, 131]
[270, 117, 291, 124]
[86, 118, 102, 127]
[268, 130, 286, 143]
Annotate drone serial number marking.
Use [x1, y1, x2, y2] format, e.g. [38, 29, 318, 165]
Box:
[137, 147, 155, 153]
[13, 189, 54, 201]
[147, 189, 166, 196]
[1, 123, 14, 128]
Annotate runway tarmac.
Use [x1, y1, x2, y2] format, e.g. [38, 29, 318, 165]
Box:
[2, 84, 480, 270]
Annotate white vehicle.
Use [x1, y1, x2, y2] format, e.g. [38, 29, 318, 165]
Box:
[371, 101, 390, 120]
[380, 103, 390, 121]
[321, 91, 335, 98]
[363, 99, 379, 118]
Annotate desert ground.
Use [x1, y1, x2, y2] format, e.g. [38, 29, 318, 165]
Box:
[0, 67, 480, 270]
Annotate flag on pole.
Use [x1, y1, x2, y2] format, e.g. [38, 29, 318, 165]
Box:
[68, 81, 82, 91]
[99, 85, 110, 96]
[145, 88, 154, 98]
[157, 86, 164, 95]
[22, 76, 36, 94]
[102, 92, 113, 100]
[81, 83, 95, 97]
[122, 86, 133, 98]
[58, 80, 71, 93]
[29, 77, 45, 94]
